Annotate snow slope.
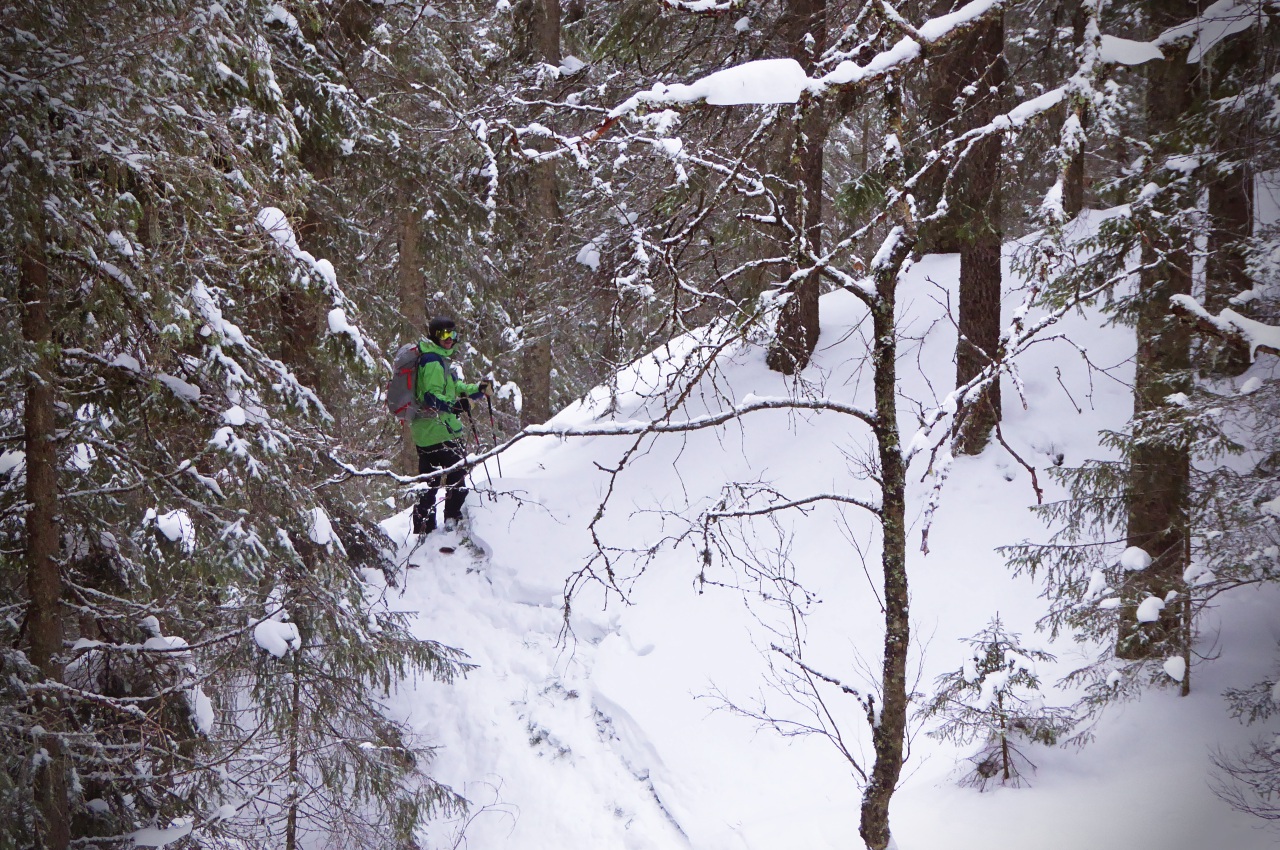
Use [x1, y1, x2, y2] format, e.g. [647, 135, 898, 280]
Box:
[377, 211, 1279, 850]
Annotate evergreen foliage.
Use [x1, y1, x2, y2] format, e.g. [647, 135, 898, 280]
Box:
[0, 1, 469, 845]
[923, 616, 1075, 789]
[1003, 0, 1280, 813]
[1, 0, 1278, 845]
[1006, 0, 1278, 681]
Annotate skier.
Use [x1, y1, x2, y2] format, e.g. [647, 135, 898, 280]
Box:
[411, 316, 492, 536]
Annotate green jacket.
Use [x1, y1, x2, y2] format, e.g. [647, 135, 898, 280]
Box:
[410, 340, 481, 448]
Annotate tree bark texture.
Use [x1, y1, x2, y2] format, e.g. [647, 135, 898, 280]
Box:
[920, 3, 1006, 454]
[514, 0, 561, 65]
[1062, 2, 1091, 218]
[1206, 159, 1254, 315]
[514, 0, 561, 426]
[1202, 153, 1254, 376]
[954, 233, 1003, 455]
[399, 205, 427, 472]
[859, 85, 916, 850]
[1117, 0, 1197, 661]
[22, 206, 71, 850]
[1202, 30, 1256, 375]
[859, 229, 914, 850]
[767, 0, 827, 376]
[282, 151, 336, 390]
[517, 155, 561, 427]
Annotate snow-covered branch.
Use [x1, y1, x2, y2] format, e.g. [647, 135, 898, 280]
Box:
[526, 394, 874, 435]
[598, 0, 1010, 127]
[256, 207, 377, 371]
[659, 0, 744, 12]
[1097, 0, 1264, 66]
[1170, 295, 1280, 359]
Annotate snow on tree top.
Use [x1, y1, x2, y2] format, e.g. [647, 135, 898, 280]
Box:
[915, 0, 1003, 41]
[129, 819, 193, 849]
[818, 37, 921, 89]
[157, 373, 201, 402]
[1098, 35, 1164, 65]
[1261, 496, 1280, 519]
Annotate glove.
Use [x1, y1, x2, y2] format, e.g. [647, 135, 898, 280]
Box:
[477, 380, 494, 397]
[451, 397, 472, 416]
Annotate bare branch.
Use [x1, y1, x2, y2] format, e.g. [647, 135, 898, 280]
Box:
[709, 491, 882, 520]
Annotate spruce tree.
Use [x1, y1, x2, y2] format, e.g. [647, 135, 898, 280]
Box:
[923, 616, 1075, 789]
[0, 2, 470, 844]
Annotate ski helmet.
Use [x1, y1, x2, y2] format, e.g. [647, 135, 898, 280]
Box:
[428, 316, 457, 343]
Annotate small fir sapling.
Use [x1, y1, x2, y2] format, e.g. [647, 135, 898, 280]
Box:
[923, 615, 1075, 790]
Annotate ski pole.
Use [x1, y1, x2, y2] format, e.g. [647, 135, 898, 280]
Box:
[462, 404, 493, 488]
[485, 394, 504, 478]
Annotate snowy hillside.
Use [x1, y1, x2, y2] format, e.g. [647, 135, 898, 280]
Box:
[375, 213, 1278, 850]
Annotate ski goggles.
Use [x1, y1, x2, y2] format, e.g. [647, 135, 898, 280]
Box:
[436, 329, 457, 341]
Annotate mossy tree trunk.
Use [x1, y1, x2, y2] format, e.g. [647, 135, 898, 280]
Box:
[858, 83, 916, 850]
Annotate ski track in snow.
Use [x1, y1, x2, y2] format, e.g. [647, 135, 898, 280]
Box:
[375, 210, 1279, 849]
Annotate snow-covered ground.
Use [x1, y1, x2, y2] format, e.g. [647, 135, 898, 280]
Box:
[374, 212, 1279, 849]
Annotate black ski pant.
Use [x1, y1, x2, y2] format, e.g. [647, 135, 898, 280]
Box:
[414, 441, 467, 532]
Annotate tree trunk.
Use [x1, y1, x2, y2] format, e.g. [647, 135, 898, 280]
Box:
[279, 283, 324, 387]
[514, 0, 561, 426]
[1116, 0, 1197, 661]
[954, 12, 1004, 456]
[518, 155, 561, 427]
[954, 231, 1003, 455]
[859, 84, 915, 850]
[22, 204, 71, 850]
[520, 335, 554, 427]
[399, 205, 426, 472]
[860, 244, 913, 850]
[515, 0, 561, 65]
[1062, 2, 1090, 218]
[1206, 162, 1254, 314]
[1202, 31, 1255, 375]
[920, 2, 1006, 454]
[285, 651, 302, 850]
[767, 0, 827, 376]
[282, 169, 333, 389]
